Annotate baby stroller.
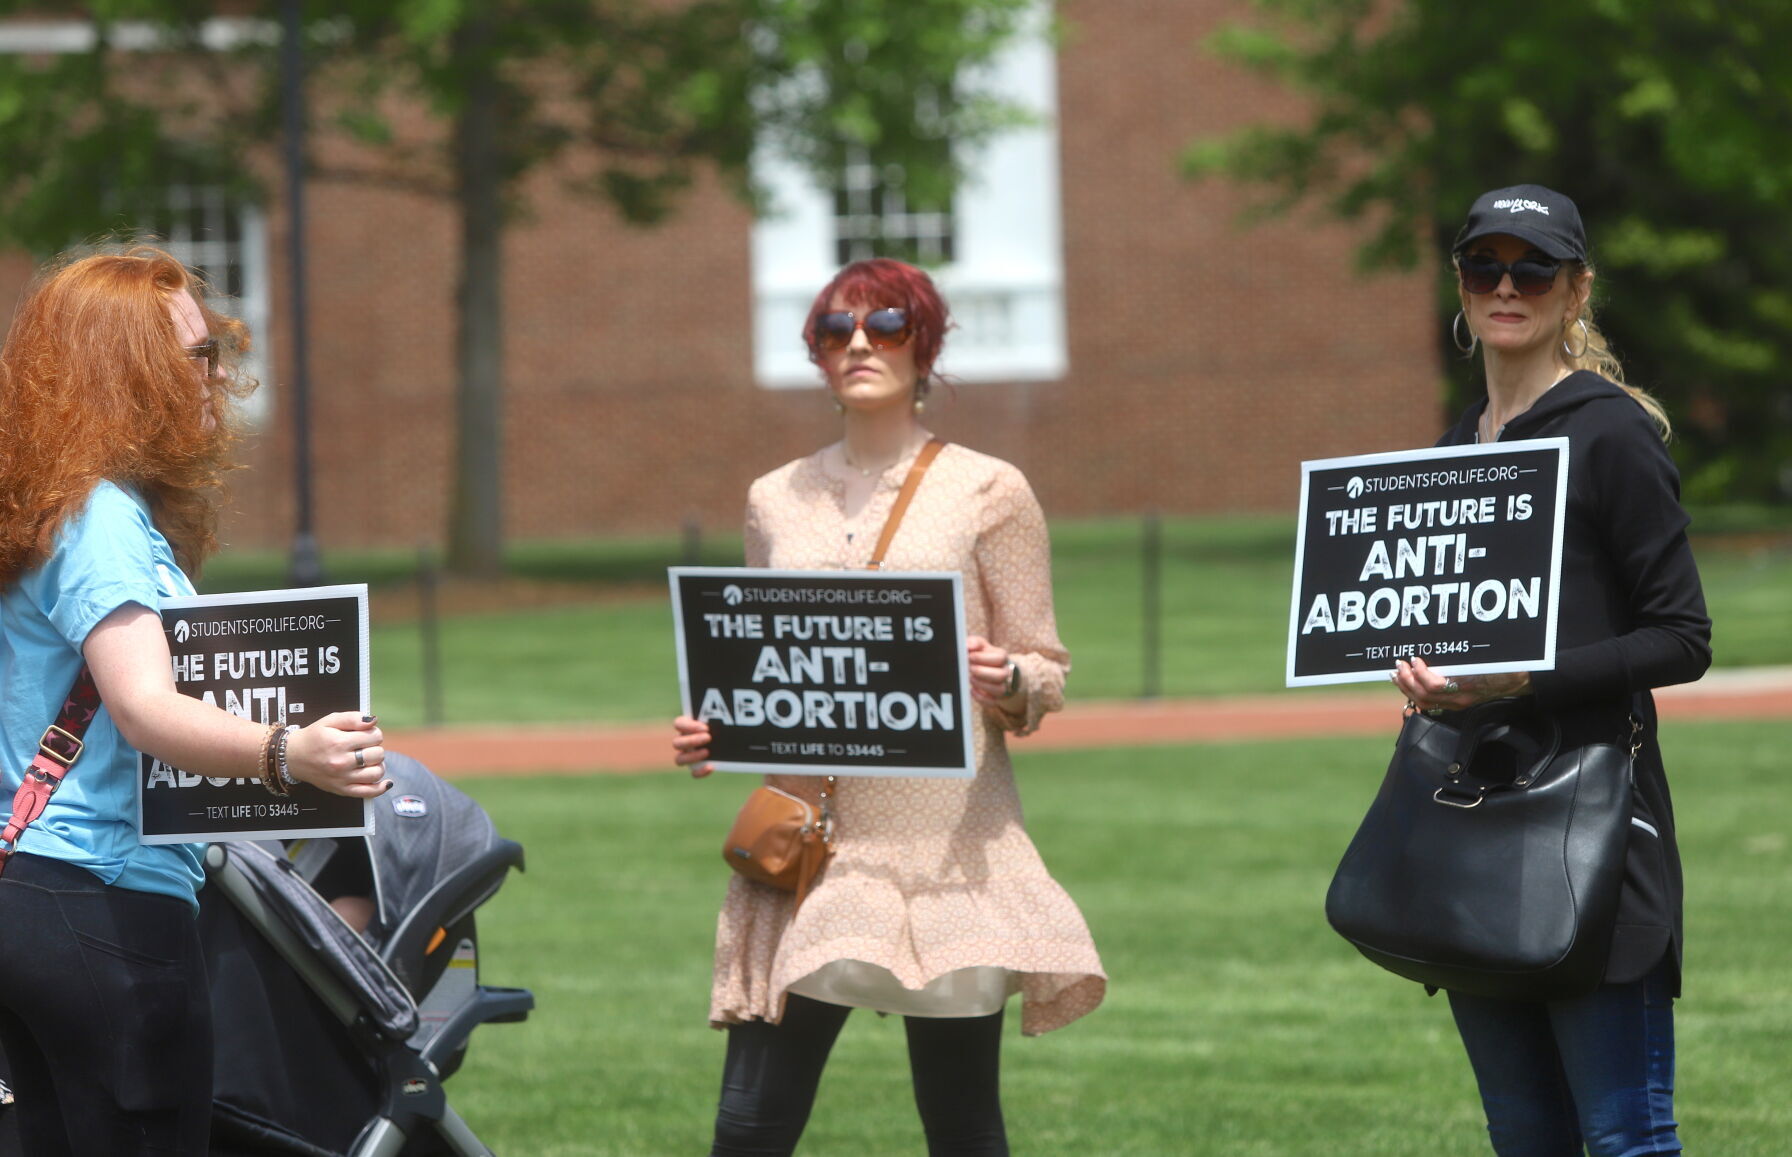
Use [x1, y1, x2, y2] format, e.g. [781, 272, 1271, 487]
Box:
[200, 751, 532, 1156]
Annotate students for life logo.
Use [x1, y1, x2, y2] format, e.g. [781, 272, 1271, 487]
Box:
[723, 584, 745, 606]
[1346, 476, 1367, 499]
[173, 619, 191, 643]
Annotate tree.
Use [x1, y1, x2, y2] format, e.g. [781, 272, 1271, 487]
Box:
[0, 0, 1036, 572]
[1182, 0, 1792, 503]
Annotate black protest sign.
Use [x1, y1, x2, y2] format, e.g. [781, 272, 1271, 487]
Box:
[1287, 439, 1569, 686]
[138, 585, 372, 844]
[670, 568, 974, 777]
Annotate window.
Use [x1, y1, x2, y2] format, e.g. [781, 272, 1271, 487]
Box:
[833, 147, 956, 267]
[751, 4, 1065, 387]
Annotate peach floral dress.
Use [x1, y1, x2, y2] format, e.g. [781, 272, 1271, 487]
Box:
[709, 438, 1106, 1037]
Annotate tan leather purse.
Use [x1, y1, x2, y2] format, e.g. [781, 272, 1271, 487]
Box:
[720, 439, 947, 907]
[722, 781, 835, 907]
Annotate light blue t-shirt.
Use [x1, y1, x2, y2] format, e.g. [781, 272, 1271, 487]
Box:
[0, 481, 205, 905]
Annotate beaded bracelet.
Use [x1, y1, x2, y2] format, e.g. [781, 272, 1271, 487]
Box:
[275, 725, 299, 788]
[258, 721, 290, 797]
[255, 722, 278, 783]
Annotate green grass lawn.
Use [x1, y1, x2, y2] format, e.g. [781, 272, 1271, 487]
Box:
[199, 512, 1792, 728]
[438, 719, 1792, 1155]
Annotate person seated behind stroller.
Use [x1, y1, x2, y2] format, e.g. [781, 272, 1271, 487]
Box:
[313, 843, 377, 932]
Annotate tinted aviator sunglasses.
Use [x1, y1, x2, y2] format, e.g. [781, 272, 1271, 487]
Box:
[1458, 254, 1563, 296]
[813, 308, 912, 352]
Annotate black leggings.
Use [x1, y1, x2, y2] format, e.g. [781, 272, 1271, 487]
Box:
[0, 853, 212, 1156]
[710, 993, 1008, 1157]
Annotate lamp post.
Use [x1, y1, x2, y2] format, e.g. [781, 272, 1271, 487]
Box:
[282, 0, 324, 585]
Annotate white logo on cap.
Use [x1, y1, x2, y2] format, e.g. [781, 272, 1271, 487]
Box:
[1492, 198, 1551, 216]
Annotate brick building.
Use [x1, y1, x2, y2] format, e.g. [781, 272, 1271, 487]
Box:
[0, 1, 1443, 552]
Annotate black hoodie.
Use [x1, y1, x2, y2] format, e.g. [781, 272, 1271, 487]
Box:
[1441, 371, 1712, 992]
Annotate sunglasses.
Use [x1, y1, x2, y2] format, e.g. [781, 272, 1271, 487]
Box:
[813, 309, 912, 352]
[1458, 254, 1563, 296]
[186, 339, 221, 377]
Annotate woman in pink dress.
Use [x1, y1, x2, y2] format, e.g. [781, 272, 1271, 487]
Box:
[673, 258, 1104, 1156]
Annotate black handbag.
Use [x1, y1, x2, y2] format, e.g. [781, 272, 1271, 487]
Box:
[1325, 698, 1639, 1001]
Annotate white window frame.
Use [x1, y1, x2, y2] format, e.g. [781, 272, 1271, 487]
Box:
[0, 18, 276, 54]
[751, 4, 1066, 387]
[834, 145, 957, 267]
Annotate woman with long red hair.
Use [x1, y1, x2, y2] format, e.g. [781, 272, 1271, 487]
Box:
[0, 246, 390, 1154]
[673, 258, 1104, 1156]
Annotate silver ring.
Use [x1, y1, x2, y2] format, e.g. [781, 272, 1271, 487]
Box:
[1443, 680, 1461, 694]
[353, 748, 366, 769]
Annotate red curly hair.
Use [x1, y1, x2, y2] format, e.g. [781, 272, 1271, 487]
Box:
[0, 246, 252, 585]
[802, 258, 952, 385]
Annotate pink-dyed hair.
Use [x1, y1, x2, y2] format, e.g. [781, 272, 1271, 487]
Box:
[802, 258, 951, 386]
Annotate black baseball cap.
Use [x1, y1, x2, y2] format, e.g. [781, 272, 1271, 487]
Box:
[1452, 184, 1587, 262]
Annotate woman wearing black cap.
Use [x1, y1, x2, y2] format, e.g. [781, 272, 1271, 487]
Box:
[1391, 185, 1710, 1155]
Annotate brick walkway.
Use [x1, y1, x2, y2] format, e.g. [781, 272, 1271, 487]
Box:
[383, 666, 1792, 779]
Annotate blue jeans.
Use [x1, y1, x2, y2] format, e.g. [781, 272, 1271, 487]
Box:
[1447, 965, 1679, 1156]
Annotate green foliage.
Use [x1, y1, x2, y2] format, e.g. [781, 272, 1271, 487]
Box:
[0, 37, 251, 254]
[1182, 0, 1792, 501]
[0, 0, 1036, 242]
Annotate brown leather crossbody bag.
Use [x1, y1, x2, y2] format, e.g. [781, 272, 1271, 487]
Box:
[720, 439, 946, 908]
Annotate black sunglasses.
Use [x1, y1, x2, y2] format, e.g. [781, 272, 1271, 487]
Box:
[813, 308, 912, 352]
[186, 339, 221, 377]
[1458, 254, 1563, 296]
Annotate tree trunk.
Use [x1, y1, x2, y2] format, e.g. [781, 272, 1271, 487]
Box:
[446, 19, 504, 577]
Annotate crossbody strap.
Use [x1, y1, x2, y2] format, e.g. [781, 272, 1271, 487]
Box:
[866, 438, 947, 570]
[0, 664, 102, 874]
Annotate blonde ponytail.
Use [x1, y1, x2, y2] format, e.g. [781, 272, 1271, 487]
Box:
[1564, 266, 1671, 442]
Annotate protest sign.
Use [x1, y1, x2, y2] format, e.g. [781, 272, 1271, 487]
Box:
[670, 568, 974, 777]
[138, 585, 372, 844]
[1287, 439, 1569, 686]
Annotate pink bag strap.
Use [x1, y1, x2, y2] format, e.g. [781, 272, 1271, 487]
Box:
[0, 665, 102, 874]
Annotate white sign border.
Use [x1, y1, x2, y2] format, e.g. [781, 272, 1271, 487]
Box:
[138, 583, 373, 844]
[670, 566, 976, 779]
[1286, 438, 1570, 687]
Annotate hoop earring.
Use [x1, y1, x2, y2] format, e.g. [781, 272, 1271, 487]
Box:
[1562, 317, 1590, 360]
[1451, 310, 1478, 356]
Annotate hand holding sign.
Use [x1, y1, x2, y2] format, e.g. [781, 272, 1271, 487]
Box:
[286, 712, 390, 796]
[1393, 655, 1533, 714]
[672, 714, 715, 778]
[965, 635, 1020, 704]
